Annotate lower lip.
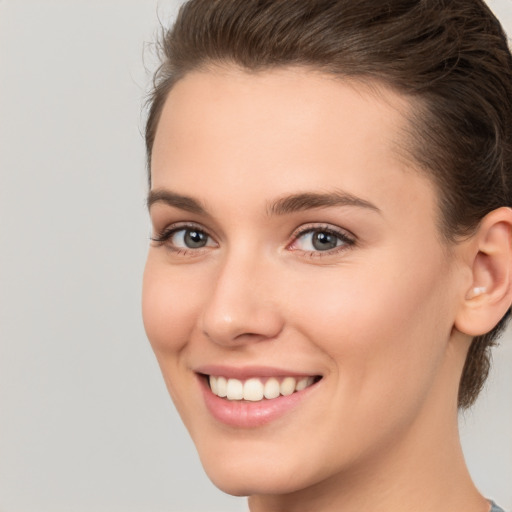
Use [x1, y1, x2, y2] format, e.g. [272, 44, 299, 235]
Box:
[199, 377, 319, 428]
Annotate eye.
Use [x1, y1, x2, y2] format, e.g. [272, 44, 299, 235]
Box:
[151, 224, 216, 251]
[172, 228, 211, 249]
[289, 226, 354, 253]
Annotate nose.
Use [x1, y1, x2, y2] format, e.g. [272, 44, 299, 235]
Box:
[200, 253, 284, 346]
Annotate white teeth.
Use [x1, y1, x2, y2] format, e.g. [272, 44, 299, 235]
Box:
[209, 375, 317, 401]
[243, 378, 264, 401]
[264, 377, 280, 399]
[209, 375, 218, 395]
[216, 376, 227, 397]
[226, 378, 244, 400]
[280, 377, 296, 396]
[296, 377, 309, 391]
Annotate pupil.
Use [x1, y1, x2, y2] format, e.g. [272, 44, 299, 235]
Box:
[184, 230, 207, 248]
[312, 231, 337, 251]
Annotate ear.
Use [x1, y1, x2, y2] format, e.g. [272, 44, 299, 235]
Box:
[455, 207, 512, 336]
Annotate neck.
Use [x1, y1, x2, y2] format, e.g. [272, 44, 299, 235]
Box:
[249, 415, 486, 512]
[249, 336, 488, 512]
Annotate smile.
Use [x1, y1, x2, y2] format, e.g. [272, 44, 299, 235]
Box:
[208, 375, 318, 401]
[198, 370, 323, 427]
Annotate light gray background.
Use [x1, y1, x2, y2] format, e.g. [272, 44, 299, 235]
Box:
[0, 1, 511, 511]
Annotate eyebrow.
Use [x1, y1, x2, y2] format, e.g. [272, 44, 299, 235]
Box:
[267, 191, 380, 216]
[147, 189, 208, 215]
[147, 188, 380, 216]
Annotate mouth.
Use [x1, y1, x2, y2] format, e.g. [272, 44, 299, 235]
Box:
[206, 374, 321, 402]
[195, 366, 323, 427]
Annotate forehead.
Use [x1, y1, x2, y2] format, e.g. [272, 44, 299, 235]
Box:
[151, 66, 438, 229]
[153, 66, 410, 170]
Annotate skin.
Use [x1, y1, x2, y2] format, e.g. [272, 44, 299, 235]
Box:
[142, 67, 509, 512]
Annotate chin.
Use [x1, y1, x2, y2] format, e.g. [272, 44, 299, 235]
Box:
[204, 465, 305, 497]
[196, 442, 329, 497]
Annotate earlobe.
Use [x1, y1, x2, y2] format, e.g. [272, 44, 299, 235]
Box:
[455, 207, 512, 337]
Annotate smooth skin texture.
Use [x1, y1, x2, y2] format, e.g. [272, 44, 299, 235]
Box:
[143, 67, 512, 512]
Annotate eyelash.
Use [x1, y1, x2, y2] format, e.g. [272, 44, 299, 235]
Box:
[287, 224, 356, 258]
[150, 222, 356, 258]
[150, 222, 214, 256]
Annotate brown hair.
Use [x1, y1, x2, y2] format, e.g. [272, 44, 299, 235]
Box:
[145, 0, 512, 408]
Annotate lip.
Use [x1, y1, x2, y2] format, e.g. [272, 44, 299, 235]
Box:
[195, 364, 319, 380]
[195, 366, 322, 428]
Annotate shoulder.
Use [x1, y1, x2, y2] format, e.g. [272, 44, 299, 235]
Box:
[490, 501, 508, 512]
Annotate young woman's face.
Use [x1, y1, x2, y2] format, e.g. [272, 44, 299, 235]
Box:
[143, 68, 467, 497]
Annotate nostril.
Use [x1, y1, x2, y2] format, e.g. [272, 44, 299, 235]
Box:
[200, 280, 284, 346]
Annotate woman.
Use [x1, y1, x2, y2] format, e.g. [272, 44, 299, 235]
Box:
[142, 1, 512, 511]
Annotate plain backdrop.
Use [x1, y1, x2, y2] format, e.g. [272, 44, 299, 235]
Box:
[0, 1, 511, 511]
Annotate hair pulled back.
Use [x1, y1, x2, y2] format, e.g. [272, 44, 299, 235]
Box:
[145, 0, 512, 408]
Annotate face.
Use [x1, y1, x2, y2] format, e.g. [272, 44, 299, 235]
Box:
[143, 67, 466, 497]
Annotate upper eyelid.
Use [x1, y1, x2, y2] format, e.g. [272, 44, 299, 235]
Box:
[154, 214, 227, 235]
[151, 221, 356, 247]
[290, 223, 356, 240]
[153, 221, 211, 235]
[151, 222, 214, 243]
[287, 224, 357, 256]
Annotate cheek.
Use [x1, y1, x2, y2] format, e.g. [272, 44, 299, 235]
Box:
[142, 257, 211, 419]
[142, 257, 203, 357]
[290, 250, 455, 403]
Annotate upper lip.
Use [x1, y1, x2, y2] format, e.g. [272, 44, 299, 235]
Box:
[194, 364, 321, 380]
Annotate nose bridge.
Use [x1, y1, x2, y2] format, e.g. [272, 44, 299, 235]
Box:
[200, 245, 283, 345]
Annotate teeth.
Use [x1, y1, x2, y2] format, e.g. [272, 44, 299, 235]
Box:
[264, 377, 280, 399]
[209, 375, 218, 395]
[244, 378, 264, 401]
[280, 377, 296, 396]
[216, 376, 227, 398]
[208, 375, 316, 401]
[226, 378, 243, 400]
[296, 377, 309, 391]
